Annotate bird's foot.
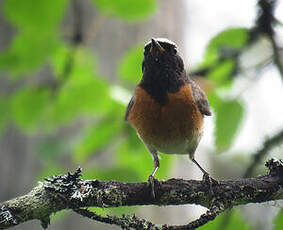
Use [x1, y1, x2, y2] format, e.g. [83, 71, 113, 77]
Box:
[203, 173, 218, 185]
[202, 173, 219, 196]
[147, 175, 159, 199]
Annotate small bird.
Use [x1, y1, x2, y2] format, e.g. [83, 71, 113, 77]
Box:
[125, 38, 213, 190]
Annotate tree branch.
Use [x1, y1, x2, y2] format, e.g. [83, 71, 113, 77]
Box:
[244, 129, 283, 177]
[269, 33, 283, 79]
[74, 203, 222, 230]
[0, 159, 283, 230]
[220, 130, 283, 230]
[255, 0, 283, 79]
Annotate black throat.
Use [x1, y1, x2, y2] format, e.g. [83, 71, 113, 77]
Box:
[140, 66, 188, 106]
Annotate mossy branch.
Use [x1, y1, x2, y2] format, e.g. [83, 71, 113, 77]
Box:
[0, 159, 283, 230]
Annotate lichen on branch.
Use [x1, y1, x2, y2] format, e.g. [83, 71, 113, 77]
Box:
[0, 158, 282, 230]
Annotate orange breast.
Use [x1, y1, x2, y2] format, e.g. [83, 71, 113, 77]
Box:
[128, 84, 204, 155]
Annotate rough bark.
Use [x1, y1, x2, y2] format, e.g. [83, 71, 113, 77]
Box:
[0, 159, 282, 230]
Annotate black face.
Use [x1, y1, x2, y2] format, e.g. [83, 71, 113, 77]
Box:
[142, 38, 184, 74]
[140, 38, 188, 105]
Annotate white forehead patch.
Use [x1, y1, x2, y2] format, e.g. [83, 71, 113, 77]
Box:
[145, 38, 177, 48]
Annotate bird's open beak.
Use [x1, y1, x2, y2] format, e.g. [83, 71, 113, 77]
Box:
[150, 38, 165, 54]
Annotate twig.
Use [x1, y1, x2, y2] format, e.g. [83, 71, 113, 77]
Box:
[222, 130, 283, 230]
[74, 203, 223, 230]
[220, 1, 282, 229]
[48, 0, 84, 95]
[269, 34, 283, 79]
[163, 204, 223, 230]
[59, 0, 83, 82]
[275, 17, 283, 27]
[255, 0, 283, 79]
[74, 208, 159, 230]
[244, 130, 283, 177]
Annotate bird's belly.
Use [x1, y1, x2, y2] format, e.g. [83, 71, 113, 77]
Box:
[129, 85, 203, 155]
[139, 125, 202, 155]
[149, 137, 190, 155]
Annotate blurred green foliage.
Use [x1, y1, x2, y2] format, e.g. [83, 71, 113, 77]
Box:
[0, 0, 173, 185]
[74, 114, 122, 162]
[199, 27, 250, 152]
[199, 211, 252, 230]
[274, 210, 283, 230]
[0, 0, 277, 229]
[11, 87, 51, 131]
[119, 45, 144, 84]
[201, 28, 249, 68]
[0, 0, 66, 76]
[0, 0, 249, 174]
[92, 0, 156, 20]
[207, 59, 235, 87]
[214, 99, 244, 152]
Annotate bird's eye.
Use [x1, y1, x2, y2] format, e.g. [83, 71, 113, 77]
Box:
[172, 47, 177, 55]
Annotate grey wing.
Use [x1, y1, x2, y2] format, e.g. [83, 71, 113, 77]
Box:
[124, 96, 135, 121]
[189, 79, 212, 116]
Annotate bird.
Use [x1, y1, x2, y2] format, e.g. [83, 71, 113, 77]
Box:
[125, 38, 214, 193]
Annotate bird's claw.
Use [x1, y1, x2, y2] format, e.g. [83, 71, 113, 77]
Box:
[203, 173, 218, 185]
[202, 173, 219, 196]
[147, 175, 159, 199]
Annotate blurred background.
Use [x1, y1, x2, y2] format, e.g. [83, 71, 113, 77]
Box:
[0, 0, 283, 229]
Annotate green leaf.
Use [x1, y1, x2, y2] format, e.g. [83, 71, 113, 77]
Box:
[3, 0, 68, 32]
[208, 28, 249, 50]
[52, 44, 98, 81]
[0, 0, 68, 76]
[52, 44, 72, 80]
[215, 99, 244, 152]
[0, 32, 60, 77]
[74, 116, 123, 162]
[207, 59, 236, 87]
[92, 0, 156, 21]
[49, 48, 114, 125]
[118, 45, 144, 84]
[49, 76, 111, 124]
[207, 91, 222, 110]
[199, 210, 251, 230]
[11, 87, 51, 132]
[202, 28, 249, 67]
[275, 210, 283, 230]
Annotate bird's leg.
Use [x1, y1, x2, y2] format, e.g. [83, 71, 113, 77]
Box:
[191, 158, 209, 176]
[151, 153, 160, 177]
[190, 157, 218, 195]
[148, 150, 160, 199]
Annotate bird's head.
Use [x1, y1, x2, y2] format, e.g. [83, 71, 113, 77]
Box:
[142, 38, 184, 74]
